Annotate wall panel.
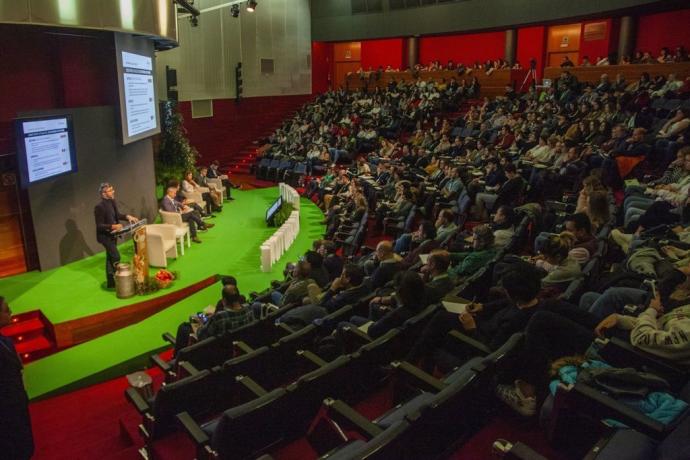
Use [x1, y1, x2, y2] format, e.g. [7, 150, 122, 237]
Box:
[517, 26, 546, 79]
[419, 31, 505, 66]
[546, 23, 581, 67]
[361, 38, 404, 70]
[312, 41, 333, 93]
[156, 0, 311, 101]
[637, 8, 690, 54]
[579, 19, 617, 64]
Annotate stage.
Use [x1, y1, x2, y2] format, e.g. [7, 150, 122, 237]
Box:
[0, 187, 325, 400]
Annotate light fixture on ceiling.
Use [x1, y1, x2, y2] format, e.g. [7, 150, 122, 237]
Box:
[231, 4, 240, 17]
[246, 1, 257, 12]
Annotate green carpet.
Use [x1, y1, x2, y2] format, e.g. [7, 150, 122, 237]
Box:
[4, 187, 325, 399]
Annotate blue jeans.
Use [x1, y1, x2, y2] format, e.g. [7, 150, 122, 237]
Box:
[270, 290, 284, 306]
[328, 148, 348, 164]
[623, 196, 655, 227]
[579, 287, 648, 320]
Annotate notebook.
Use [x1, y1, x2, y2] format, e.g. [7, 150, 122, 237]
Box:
[358, 321, 374, 334]
[442, 300, 469, 314]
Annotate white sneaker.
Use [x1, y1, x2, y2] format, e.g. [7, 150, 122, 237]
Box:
[495, 381, 537, 417]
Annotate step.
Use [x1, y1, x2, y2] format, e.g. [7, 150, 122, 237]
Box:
[15, 335, 53, 355]
[1, 317, 45, 337]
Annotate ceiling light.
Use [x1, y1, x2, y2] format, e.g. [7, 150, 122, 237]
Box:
[231, 4, 240, 17]
[246, 1, 257, 12]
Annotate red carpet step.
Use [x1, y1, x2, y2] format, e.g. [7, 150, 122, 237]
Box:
[0, 310, 56, 363]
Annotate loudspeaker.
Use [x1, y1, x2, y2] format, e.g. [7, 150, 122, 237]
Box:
[166, 66, 177, 89]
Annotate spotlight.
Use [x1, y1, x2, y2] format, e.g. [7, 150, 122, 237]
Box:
[246, 1, 257, 12]
[231, 4, 240, 17]
[189, 15, 199, 27]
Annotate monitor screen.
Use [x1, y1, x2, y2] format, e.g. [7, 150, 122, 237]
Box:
[115, 34, 161, 145]
[15, 115, 78, 188]
[266, 196, 283, 223]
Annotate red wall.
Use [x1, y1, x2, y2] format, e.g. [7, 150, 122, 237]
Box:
[0, 25, 116, 155]
[579, 19, 617, 64]
[361, 38, 405, 70]
[517, 26, 546, 79]
[637, 8, 690, 54]
[177, 95, 313, 164]
[311, 41, 333, 94]
[419, 31, 505, 66]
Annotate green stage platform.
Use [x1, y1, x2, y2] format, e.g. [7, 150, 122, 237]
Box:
[0, 187, 325, 399]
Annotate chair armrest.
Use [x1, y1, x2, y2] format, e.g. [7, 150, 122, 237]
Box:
[233, 340, 255, 355]
[448, 330, 492, 355]
[151, 354, 172, 374]
[559, 382, 666, 439]
[391, 360, 446, 393]
[297, 349, 328, 368]
[125, 387, 151, 415]
[179, 361, 201, 377]
[236, 375, 268, 397]
[342, 326, 373, 349]
[595, 337, 688, 388]
[162, 332, 176, 346]
[324, 398, 383, 440]
[276, 322, 295, 335]
[177, 412, 212, 449]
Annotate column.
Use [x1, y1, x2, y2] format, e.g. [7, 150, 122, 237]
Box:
[406, 36, 419, 69]
[504, 29, 517, 66]
[617, 16, 636, 63]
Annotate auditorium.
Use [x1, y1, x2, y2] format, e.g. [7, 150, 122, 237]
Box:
[2, 0, 690, 458]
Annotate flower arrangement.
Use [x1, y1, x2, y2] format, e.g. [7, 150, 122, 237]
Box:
[154, 269, 177, 288]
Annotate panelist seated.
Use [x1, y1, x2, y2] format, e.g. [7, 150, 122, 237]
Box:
[160, 185, 214, 243]
[173, 284, 254, 356]
[182, 170, 220, 215]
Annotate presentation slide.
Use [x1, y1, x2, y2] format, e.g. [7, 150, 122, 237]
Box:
[115, 34, 160, 145]
[122, 51, 157, 138]
[19, 117, 76, 184]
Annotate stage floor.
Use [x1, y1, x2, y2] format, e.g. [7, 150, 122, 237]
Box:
[1, 187, 325, 399]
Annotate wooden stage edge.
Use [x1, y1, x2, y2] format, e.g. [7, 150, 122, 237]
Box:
[48, 275, 219, 349]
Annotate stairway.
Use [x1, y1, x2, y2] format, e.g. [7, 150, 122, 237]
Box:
[216, 96, 315, 179]
[1, 310, 56, 363]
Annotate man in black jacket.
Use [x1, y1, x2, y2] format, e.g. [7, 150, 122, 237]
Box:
[94, 183, 139, 288]
[0, 297, 34, 460]
[406, 267, 549, 372]
[475, 163, 525, 221]
[277, 264, 368, 328]
[368, 241, 403, 289]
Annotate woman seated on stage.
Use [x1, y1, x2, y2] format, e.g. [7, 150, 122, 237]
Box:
[181, 170, 221, 215]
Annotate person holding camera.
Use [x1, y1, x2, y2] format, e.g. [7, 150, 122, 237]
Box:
[173, 284, 254, 355]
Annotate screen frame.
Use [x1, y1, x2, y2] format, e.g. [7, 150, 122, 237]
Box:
[114, 33, 161, 145]
[266, 196, 283, 223]
[14, 114, 79, 188]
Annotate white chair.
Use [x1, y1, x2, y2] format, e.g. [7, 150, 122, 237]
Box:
[159, 210, 191, 255]
[181, 190, 207, 211]
[146, 224, 178, 268]
[206, 178, 227, 200]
